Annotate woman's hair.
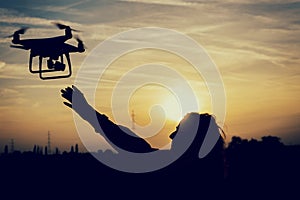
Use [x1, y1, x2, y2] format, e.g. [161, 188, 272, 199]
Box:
[168, 112, 225, 182]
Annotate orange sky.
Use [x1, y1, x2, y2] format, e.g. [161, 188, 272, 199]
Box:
[0, 0, 299, 152]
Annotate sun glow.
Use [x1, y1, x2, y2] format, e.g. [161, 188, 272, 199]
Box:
[161, 95, 183, 123]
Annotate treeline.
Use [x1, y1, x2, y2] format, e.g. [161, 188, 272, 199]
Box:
[225, 135, 300, 181]
[1, 135, 299, 156]
[1, 143, 80, 156]
[1, 135, 300, 158]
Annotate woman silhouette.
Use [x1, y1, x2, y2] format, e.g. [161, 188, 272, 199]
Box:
[61, 85, 225, 185]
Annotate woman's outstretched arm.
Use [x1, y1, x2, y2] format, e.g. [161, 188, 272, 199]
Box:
[61, 85, 155, 153]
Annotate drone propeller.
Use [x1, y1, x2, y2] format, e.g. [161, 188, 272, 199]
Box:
[5, 27, 29, 38]
[74, 35, 87, 49]
[75, 35, 83, 43]
[52, 22, 81, 32]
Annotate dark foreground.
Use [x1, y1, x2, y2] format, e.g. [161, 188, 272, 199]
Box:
[0, 138, 299, 199]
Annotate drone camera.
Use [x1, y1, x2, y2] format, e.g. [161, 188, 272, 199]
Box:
[54, 61, 66, 71]
[47, 59, 54, 69]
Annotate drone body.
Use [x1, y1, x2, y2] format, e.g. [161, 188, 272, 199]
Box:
[9, 23, 85, 80]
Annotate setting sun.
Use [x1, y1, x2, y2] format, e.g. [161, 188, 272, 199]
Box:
[161, 94, 183, 123]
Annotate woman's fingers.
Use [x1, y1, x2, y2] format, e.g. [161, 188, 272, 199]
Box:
[61, 86, 74, 101]
[61, 85, 86, 109]
[63, 102, 72, 109]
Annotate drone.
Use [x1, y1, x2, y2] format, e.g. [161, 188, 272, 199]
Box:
[7, 23, 85, 80]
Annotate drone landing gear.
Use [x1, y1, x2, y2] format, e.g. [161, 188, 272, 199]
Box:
[29, 54, 72, 80]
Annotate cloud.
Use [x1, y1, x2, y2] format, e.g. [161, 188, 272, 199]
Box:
[213, 0, 299, 4]
[0, 62, 34, 80]
[0, 61, 5, 70]
[0, 87, 28, 108]
[0, 88, 19, 97]
[0, 15, 52, 27]
[32, 101, 40, 108]
[0, 8, 82, 27]
[14, 84, 66, 89]
[120, 0, 192, 6]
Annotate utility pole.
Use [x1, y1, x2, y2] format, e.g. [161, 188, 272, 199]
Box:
[131, 110, 135, 130]
[47, 131, 51, 155]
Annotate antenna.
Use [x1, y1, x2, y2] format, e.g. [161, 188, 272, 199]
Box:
[131, 110, 135, 130]
[47, 131, 51, 155]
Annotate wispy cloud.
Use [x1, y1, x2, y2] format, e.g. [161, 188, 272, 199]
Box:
[0, 62, 35, 80]
[0, 7, 82, 28]
[0, 88, 20, 97]
[120, 0, 192, 6]
[0, 61, 5, 70]
[14, 84, 66, 89]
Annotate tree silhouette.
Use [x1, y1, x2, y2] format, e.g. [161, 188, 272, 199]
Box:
[45, 146, 48, 155]
[4, 145, 8, 155]
[261, 135, 283, 147]
[70, 145, 74, 154]
[36, 145, 43, 155]
[75, 144, 79, 154]
[55, 147, 60, 155]
[36, 146, 40, 155]
[33, 145, 37, 154]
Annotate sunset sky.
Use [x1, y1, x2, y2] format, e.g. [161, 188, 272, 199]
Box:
[0, 0, 299, 152]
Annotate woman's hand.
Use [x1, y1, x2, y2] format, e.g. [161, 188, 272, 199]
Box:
[61, 85, 91, 117]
